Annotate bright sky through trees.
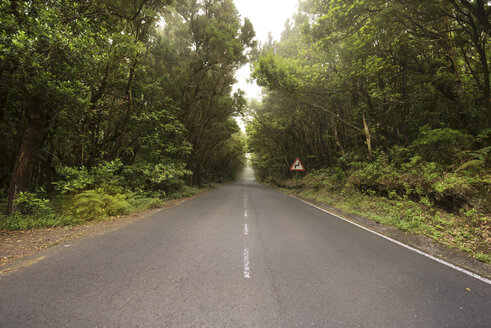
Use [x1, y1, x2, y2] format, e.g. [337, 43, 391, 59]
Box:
[233, 0, 299, 99]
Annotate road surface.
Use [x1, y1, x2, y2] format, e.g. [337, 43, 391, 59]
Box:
[1, 168, 490, 327]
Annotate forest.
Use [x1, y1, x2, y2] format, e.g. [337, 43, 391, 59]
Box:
[0, 0, 489, 261]
[247, 0, 490, 261]
[0, 0, 253, 226]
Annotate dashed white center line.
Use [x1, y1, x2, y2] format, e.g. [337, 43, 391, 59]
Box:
[243, 191, 251, 279]
[243, 248, 250, 278]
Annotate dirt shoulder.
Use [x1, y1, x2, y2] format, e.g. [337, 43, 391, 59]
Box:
[0, 195, 200, 274]
[277, 187, 491, 280]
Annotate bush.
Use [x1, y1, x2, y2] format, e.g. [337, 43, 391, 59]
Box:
[345, 150, 490, 213]
[52, 166, 94, 194]
[71, 189, 130, 220]
[348, 153, 399, 194]
[303, 168, 347, 191]
[90, 160, 125, 194]
[168, 185, 198, 199]
[122, 161, 191, 193]
[126, 193, 163, 211]
[411, 127, 472, 165]
[14, 192, 53, 215]
[53, 160, 124, 195]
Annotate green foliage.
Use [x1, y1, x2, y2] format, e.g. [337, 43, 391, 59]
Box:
[411, 127, 472, 165]
[284, 147, 490, 215]
[125, 193, 163, 212]
[169, 185, 199, 199]
[475, 253, 490, 263]
[52, 167, 94, 194]
[71, 190, 105, 220]
[1, 0, 250, 220]
[303, 168, 346, 191]
[248, 0, 490, 190]
[456, 146, 491, 175]
[90, 160, 125, 194]
[0, 212, 82, 231]
[71, 189, 130, 221]
[122, 162, 191, 194]
[53, 160, 124, 194]
[13, 192, 52, 215]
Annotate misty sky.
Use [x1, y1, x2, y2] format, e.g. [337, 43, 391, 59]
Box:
[233, 0, 299, 100]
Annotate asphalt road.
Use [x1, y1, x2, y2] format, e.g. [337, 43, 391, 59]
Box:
[1, 168, 490, 327]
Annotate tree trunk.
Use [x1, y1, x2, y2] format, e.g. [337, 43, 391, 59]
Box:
[362, 110, 372, 159]
[7, 99, 46, 214]
[334, 120, 345, 157]
[109, 59, 137, 159]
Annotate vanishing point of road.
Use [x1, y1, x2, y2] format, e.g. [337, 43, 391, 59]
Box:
[1, 167, 490, 327]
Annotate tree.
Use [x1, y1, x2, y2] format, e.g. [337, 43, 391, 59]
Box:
[1, 0, 252, 215]
[248, 0, 490, 181]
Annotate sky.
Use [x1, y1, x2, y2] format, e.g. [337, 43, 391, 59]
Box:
[232, 0, 299, 100]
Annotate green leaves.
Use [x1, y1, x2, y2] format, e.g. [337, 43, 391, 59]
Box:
[71, 189, 130, 220]
[253, 53, 305, 94]
[247, 0, 490, 213]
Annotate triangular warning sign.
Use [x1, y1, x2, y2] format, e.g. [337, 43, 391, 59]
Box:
[289, 157, 305, 171]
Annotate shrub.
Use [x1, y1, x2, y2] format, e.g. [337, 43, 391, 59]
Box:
[71, 189, 130, 220]
[126, 193, 163, 211]
[456, 146, 490, 176]
[90, 160, 124, 193]
[303, 168, 347, 191]
[411, 127, 472, 165]
[14, 192, 53, 215]
[122, 161, 191, 193]
[52, 166, 94, 194]
[169, 185, 198, 199]
[53, 160, 124, 195]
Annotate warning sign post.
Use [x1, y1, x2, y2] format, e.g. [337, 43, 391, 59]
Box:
[289, 157, 305, 172]
[289, 157, 305, 190]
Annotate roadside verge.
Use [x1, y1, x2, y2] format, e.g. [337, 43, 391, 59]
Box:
[0, 187, 213, 275]
[271, 185, 491, 281]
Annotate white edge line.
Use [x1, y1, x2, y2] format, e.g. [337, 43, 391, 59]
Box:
[289, 194, 491, 285]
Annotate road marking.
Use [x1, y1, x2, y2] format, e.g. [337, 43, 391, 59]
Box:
[290, 195, 491, 285]
[0, 256, 46, 276]
[244, 248, 250, 278]
[243, 192, 251, 278]
[244, 192, 248, 217]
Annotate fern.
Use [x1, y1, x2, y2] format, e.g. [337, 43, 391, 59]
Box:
[104, 193, 131, 216]
[71, 189, 131, 220]
[72, 190, 106, 220]
[456, 146, 490, 174]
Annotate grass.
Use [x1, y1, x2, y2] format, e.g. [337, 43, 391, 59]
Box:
[281, 184, 490, 263]
[0, 212, 84, 230]
[0, 186, 206, 231]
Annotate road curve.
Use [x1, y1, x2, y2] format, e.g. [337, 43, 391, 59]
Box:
[1, 172, 490, 327]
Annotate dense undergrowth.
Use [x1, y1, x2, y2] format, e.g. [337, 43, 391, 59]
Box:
[0, 160, 207, 231]
[270, 153, 490, 263]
